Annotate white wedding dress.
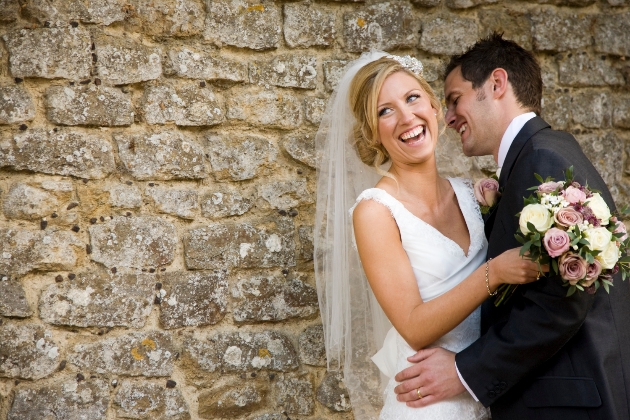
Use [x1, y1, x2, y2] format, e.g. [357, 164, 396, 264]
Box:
[350, 177, 490, 420]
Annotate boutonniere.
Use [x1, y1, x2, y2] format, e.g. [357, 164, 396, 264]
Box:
[474, 176, 501, 215]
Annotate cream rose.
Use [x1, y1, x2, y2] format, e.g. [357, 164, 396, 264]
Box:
[583, 227, 613, 251]
[597, 241, 620, 270]
[585, 193, 612, 225]
[519, 204, 553, 234]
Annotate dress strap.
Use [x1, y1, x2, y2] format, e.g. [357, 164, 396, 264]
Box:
[349, 188, 403, 220]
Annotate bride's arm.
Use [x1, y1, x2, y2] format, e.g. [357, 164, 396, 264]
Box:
[353, 199, 540, 351]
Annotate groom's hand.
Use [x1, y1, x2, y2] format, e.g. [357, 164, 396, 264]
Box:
[393, 348, 466, 408]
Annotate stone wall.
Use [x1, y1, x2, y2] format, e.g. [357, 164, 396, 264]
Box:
[0, 0, 628, 419]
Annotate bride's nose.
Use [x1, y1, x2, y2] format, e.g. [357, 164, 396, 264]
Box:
[400, 106, 415, 124]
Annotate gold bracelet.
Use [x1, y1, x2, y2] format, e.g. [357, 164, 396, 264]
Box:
[486, 258, 497, 296]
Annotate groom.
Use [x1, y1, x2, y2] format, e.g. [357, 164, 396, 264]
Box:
[393, 33, 630, 419]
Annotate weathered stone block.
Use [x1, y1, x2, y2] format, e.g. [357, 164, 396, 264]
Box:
[143, 83, 225, 126]
[557, 53, 624, 87]
[541, 89, 572, 131]
[69, 331, 174, 376]
[184, 218, 295, 270]
[199, 381, 267, 419]
[258, 179, 314, 210]
[298, 225, 314, 261]
[2, 183, 59, 220]
[299, 325, 325, 366]
[8, 377, 109, 420]
[304, 97, 326, 125]
[19, 0, 126, 25]
[420, 16, 478, 55]
[316, 371, 352, 412]
[0, 228, 82, 277]
[323, 60, 349, 92]
[571, 90, 611, 129]
[205, 133, 277, 181]
[283, 134, 317, 168]
[343, 3, 418, 52]
[107, 183, 143, 208]
[183, 331, 299, 373]
[434, 130, 474, 178]
[45, 84, 133, 126]
[232, 274, 319, 323]
[124, 0, 205, 37]
[86, 0, 128, 24]
[447, 0, 496, 9]
[274, 376, 314, 415]
[576, 131, 622, 190]
[89, 216, 176, 269]
[284, 4, 336, 48]
[411, 0, 441, 6]
[148, 187, 199, 220]
[3, 26, 91, 80]
[95, 34, 162, 85]
[200, 187, 255, 219]
[0, 0, 19, 22]
[613, 95, 630, 129]
[251, 414, 286, 420]
[478, 10, 532, 50]
[158, 271, 228, 329]
[204, 0, 281, 50]
[0, 278, 31, 318]
[115, 130, 207, 180]
[227, 89, 302, 129]
[0, 86, 36, 124]
[250, 55, 317, 89]
[0, 323, 59, 380]
[165, 47, 248, 82]
[114, 380, 190, 420]
[594, 13, 630, 57]
[39, 271, 155, 328]
[531, 11, 594, 52]
[0, 129, 116, 179]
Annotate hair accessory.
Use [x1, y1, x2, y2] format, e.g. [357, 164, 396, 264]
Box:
[386, 54, 424, 75]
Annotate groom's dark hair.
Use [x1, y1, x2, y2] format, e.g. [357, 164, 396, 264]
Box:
[444, 32, 542, 115]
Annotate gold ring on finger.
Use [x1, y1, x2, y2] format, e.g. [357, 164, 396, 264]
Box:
[417, 388, 423, 399]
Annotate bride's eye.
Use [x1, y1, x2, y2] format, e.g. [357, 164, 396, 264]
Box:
[407, 94, 419, 103]
[378, 107, 392, 117]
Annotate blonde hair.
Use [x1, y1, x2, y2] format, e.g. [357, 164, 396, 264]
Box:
[348, 57, 444, 176]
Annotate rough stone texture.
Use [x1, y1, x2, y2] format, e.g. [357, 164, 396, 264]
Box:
[114, 380, 190, 420]
[142, 83, 224, 126]
[283, 134, 317, 168]
[298, 325, 325, 367]
[204, 0, 281, 50]
[304, 97, 326, 126]
[95, 34, 162, 85]
[613, 95, 630, 129]
[183, 331, 299, 374]
[594, 13, 630, 57]
[541, 88, 572, 130]
[45, 84, 134, 126]
[447, 0, 497, 9]
[0, 0, 19, 22]
[89, 216, 176, 269]
[115, 131, 207, 180]
[205, 133, 277, 181]
[2, 183, 59, 220]
[184, 218, 296, 270]
[531, 11, 594, 52]
[0, 278, 32, 317]
[8, 377, 109, 420]
[251, 414, 286, 420]
[200, 187, 255, 219]
[0, 323, 59, 380]
[343, 3, 418, 52]
[39, 271, 155, 328]
[165, 47, 248, 82]
[198, 381, 267, 419]
[478, 10, 532, 50]
[18, 0, 127, 25]
[571, 91, 611, 129]
[0, 129, 116, 179]
[0, 228, 82, 277]
[298, 225, 314, 261]
[107, 183, 143, 208]
[227, 89, 302, 129]
[232, 274, 319, 323]
[0, 86, 36, 124]
[420, 16, 479, 55]
[148, 187, 199, 220]
[3, 26, 92, 79]
[274, 376, 314, 415]
[158, 271, 228, 329]
[576, 131, 623, 192]
[124, 0, 206, 37]
[258, 179, 314, 210]
[69, 331, 174, 376]
[283, 4, 336, 48]
[323, 60, 349, 92]
[250, 55, 317, 89]
[557, 53, 625, 87]
[316, 371, 352, 412]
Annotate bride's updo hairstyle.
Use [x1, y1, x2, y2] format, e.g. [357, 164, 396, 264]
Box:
[348, 57, 444, 174]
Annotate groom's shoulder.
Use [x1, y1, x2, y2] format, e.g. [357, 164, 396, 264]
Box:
[529, 125, 582, 155]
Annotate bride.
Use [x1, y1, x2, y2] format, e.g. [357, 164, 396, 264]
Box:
[314, 51, 542, 419]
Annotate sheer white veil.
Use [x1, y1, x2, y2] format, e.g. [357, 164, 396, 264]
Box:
[314, 50, 393, 419]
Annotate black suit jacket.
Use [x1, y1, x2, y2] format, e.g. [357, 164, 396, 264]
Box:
[456, 117, 630, 420]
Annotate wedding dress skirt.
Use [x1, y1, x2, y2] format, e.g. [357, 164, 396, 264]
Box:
[351, 178, 490, 420]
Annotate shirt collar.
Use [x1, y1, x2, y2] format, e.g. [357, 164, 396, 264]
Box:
[497, 112, 537, 168]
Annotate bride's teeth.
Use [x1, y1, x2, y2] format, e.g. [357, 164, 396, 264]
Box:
[459, 124, 467, 134]
[400, 126, 425, 141]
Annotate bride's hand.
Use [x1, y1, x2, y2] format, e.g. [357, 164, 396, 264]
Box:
[488, 248, 548, 289]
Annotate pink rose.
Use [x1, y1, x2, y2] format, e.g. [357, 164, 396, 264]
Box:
[474, 178, 500, 207]
[538, 181, 563, 194]
[554, 207, 584, 228]
[613, 218, 628, 242]
[558, 253, 588, 285]
[562, 186, 587, 204]
[543, 228, 571, 258]
[584, 260, 603, 287]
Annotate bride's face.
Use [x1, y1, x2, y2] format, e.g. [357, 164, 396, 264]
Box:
[376, 71, 439, 167]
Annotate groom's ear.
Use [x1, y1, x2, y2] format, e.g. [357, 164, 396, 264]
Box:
[489, 68, 509, 99]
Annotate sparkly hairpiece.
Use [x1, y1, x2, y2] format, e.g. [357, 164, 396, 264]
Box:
[385, 54, 423, 75]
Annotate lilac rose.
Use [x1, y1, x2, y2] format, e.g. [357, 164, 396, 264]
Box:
[543, 228, 571, 258]
[612, 216, 628, 242]
[554, 207, 584, 228]
[538, 181, 563, 194]
[474, 178, 500, 207]
[559, 253, 588, 285]
[584, 260, 603, 287]
[563, 186, 587, 204]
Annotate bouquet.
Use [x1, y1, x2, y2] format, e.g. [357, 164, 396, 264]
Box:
[494, 167, 630, 306]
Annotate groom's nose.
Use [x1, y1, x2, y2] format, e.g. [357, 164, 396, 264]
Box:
[445, 108, 456, 128]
